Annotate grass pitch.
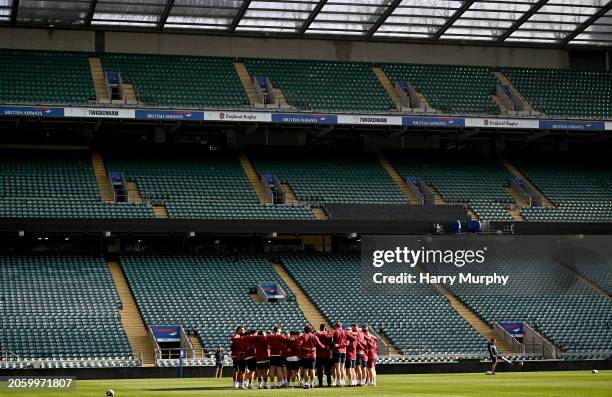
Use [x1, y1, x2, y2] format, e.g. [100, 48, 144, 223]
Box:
[1, 371, 611, 397]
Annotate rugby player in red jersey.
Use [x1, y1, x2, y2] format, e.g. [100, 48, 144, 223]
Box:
[284, 331, 302, 388]
[344, 325, 358, 386]
[331, 322, 349, 386]
[230, 327, 244, 388]
[296, 325, 326, 389]
[267, 326, 287, 388]
[252, 331, 272, 389]
[315, 324, 333, 387]
[363, 324, 378, 386]
[241, 330, 258, 389]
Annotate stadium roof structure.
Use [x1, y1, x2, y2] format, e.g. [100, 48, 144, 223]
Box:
[1, 0, 611, 48]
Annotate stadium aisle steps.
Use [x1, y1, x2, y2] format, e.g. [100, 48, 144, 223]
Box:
[88, 58, 110, 104]
[424, 272, 516, 354]
[188, 335, 204, 352]
[494, 72, 538, 114]
[126, 181, 144, 204]
[507, 207, 525, 222]
[152, 204, 168, 218]
[501, 159, 554, 207]
[234, 63, 262, 106]
[491, 94, 509, 114]
[560, 264, 612, 301]
[122, 83, 138, 105]
[272, 261, 330, 329]
[466, 208, 478, 221]
[282, 182, 328, 220]
[379, 155, 419, 204]
[273, 87, 290, 108]
[107, 261, 156, 366]
[372, 67, 403, 110]
[238, 152, 272, 204]
[91, 152, 114, 202]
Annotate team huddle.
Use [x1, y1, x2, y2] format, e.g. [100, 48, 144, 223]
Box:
[230, 322, 378, 389]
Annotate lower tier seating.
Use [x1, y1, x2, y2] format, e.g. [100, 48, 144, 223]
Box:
[120, 256, 307, 350]
[280, 255, 485, 355]
[0, 256, 132, 360]
[423, 249, 612, 354]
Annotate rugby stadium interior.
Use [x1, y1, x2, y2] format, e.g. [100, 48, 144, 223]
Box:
[0, 0, 611, 385]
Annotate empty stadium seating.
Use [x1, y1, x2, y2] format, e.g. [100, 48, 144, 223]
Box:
[0, 49, 95, 105]
[501, 68, 612, 119]
[423, 249, 612, 355]
[120, 256, 308, 350]
[0, 256, 133, 360]
[381, 63, 499, 115]
[251, 154, 406, 205]
[0, 152, 154, 218]
[390, 154, 514, 221]
[243, 58, 394, 113]
[106, 155, 314, 219]
[514, 157, 612, 222]
[100, 54, 248, 108]
[280, 255, 485, 355]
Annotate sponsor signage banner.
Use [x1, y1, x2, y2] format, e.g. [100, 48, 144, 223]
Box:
[271, 113, 337, 124]
[606, 121, 612, 131]
[338, 115, 402, 125]
[205, 111, 271, 122]
[499, 322, 524, 338]
[402, 116, 465, 128]
[65, 107, 135, 119]
[465, 118, 539, 129]
[135, 109, 204, 121]
[151, 325, 181, 342]
[0, 106, 64, 117]
[539, 120, 605, 130]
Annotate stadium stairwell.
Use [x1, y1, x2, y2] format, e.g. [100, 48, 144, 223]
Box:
[152, 204, 169, 218]
[107, 261, 156, 366]
[234, 63, 263, 106]
[91, 152, 114, 202]
[379, 156, 419, 204]
[273, 87, 290, 108]
[560, 264, 612, 301]
[424, 274, 515, 354]
[372, 67, 404, 111]
[126, 181, 144, 204]
[188, 335, 205, 352]
[88, 57, 110, 104]
[238, 153, 272, 204]
[271, 261, 330, 329]
[121, 83, 138, 105]
[494, 72, 539, 115]
[282, 182, 328, 220]
[501, 159, 554, 207]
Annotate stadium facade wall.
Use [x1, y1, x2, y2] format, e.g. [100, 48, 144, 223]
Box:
[0, 360, 609, 380]
[0, 27, 569, 68]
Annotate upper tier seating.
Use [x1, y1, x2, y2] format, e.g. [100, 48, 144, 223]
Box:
[381, 63, 499, 115]
[120, 255, 307, 350]
[390, 154, 514, 221]
[0, 152, 154, 218]
[281, 255, 485, 355]
[0, 49, 95, 105]
[100, 54, 248, 108]
[251, 154, 406, 205]
[0, 256, 132, 360]
[106, 155, 314, 219]
[243, 58, 394, 113]
[514, 157, 612, 222]
[423, 249, 612, 354]
[501, 68, 612, 119]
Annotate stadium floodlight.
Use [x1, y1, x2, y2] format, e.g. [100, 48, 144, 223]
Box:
[104, 231, 112, 237]
[18, 230, 24, 237]
[188, 231, 196, 238]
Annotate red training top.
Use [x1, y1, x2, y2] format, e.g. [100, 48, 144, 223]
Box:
[331, 328, 348, 354]
[296, 333, 325, 359]
[315, 331, 332, 358]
